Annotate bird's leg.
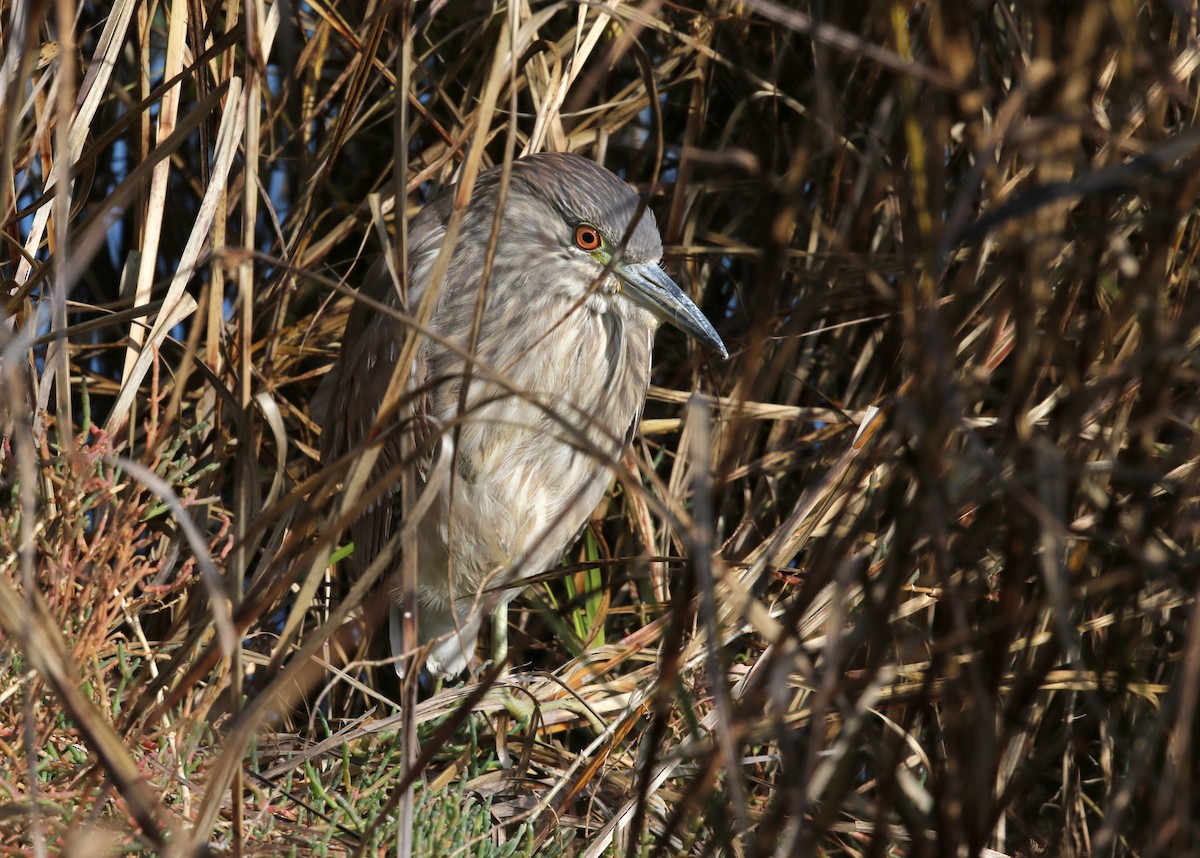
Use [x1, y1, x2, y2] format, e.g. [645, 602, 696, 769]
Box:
[491, 600, 509, 676]
[482, 600, 606, 733]
[490, 600, 515, 766]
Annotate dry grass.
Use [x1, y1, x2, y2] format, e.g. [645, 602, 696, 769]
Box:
[2, 0, 1199, 855]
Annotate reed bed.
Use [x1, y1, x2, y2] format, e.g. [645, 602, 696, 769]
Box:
[1, 0, 1198, 855]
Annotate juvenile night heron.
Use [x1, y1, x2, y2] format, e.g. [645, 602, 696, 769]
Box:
[317, 152, 726, 678]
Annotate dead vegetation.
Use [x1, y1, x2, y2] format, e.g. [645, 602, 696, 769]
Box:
[1, 0, 1199, 855]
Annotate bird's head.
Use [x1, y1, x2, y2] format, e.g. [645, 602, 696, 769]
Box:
[490, 153, 728, 359]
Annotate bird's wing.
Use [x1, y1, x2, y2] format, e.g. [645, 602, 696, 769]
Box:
[317, 198, 451, 582]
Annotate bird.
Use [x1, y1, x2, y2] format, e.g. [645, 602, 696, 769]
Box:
[316, 152, 727, 679]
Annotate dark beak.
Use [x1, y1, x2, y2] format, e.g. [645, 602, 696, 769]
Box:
[615, 262, 728, 359]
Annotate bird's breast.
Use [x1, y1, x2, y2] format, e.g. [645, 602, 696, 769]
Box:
[469, 300, 650, 478]
[425, 297, 653, 588]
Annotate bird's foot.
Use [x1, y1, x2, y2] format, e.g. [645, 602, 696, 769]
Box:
[488, 685, 605, 733]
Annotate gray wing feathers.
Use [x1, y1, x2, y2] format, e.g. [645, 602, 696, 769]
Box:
[316, 196, 451, 581]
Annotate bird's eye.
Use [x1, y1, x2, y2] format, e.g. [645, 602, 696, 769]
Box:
[574, 224, 602, 251]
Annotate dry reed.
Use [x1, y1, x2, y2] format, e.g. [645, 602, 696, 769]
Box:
[1, 1, 1198, 855]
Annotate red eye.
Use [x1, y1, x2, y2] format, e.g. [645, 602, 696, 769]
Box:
[574, 224, 602, 251]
